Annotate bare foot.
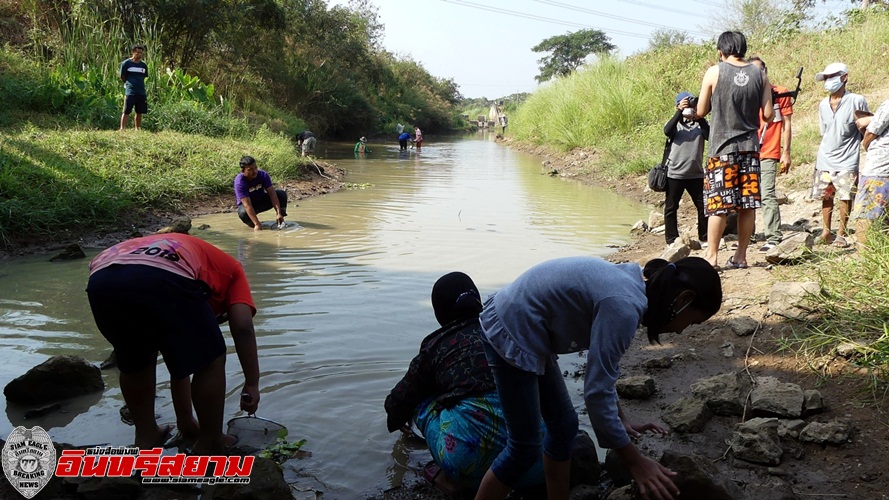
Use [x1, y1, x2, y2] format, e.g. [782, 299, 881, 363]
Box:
[135, 424, 173, 449]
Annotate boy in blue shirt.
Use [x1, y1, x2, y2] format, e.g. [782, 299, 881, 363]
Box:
[119, 44, 149, 130]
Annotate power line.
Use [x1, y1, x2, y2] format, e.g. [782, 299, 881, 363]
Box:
[692, 0, 723, 6]
[614, 0, 710, 18]
[534, 0, 710, 37]
[441, 0, 652, 38]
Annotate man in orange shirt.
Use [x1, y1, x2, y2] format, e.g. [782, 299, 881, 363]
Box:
[750, 56, 793, 252]
[86, 233, 261, 454]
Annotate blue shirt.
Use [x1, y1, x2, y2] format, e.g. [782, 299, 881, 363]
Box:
[398, 132, 412, 141]
[480, 257, 647, 450]
[119, 59, 148, 96]
[817, 92, 869, 172]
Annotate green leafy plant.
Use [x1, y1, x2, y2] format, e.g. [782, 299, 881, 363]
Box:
[259, 429, 308, 465]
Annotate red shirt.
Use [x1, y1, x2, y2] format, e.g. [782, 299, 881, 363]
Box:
[90, 234, 255, 316]
[759, 85, 794, 160]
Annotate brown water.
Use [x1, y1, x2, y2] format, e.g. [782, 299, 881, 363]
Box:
[0, 134, 649, 497]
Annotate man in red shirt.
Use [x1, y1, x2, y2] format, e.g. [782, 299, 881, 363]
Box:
[86, 233, 260, 454]
[750, 56, 793, 252]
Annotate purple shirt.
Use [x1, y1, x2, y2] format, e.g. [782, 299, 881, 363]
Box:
[234, 170, 273, 206]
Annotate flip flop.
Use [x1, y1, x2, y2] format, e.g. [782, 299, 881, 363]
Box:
[832, 236, 849, 248]
[726, 257, 748, 269]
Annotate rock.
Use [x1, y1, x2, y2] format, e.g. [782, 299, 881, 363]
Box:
[742, 478, 798, 500]
[680, 231, 703, 250]
[691, 372, 752, 416]
[659, 451, 744, 499]
[606, 484, 635, 500]
[663, 397, 712, 434]
[24, 403, 61, 419]
[155, 216, 192, 235]
[212, 457, 292, 500]
[721, 342, 734, 358]
[776, 192, 790, 205]
[50, 243, 86, 261]
[660, 243, 690, 262]
[604, 450, 633, 487]
[197, 224, 211, 230]
[777, 419, 807, 439]
[643, 356, 673, 370]
[75, 476, 141, 499]
[615, 376, 656, 400]
[728, 316, 758, 337]
[570, 431, 602, 488]
[802, 390, 824, 416]
[650, 225, 665, 234]
[750, 377, 804, 418]
[768, 281, 820, 320]
[4, 355, 104, 405]
[569, 484, 599, 500]
[630, 220, 648, 235]
[835, 342, 864, 359]
[729, 418, 783, 465]
[799, 419, 853, 444]
[648, 211, 665, 229]
[765, 231, 814, 265]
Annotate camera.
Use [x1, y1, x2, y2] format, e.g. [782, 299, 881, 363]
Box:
[687, 96, 699, 108]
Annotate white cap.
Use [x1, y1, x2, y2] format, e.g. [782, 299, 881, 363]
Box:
[815, 62, 848, 81]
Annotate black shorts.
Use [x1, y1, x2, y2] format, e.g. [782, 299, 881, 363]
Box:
[87, 264, 226, 379]
[123, 94, 148, 114]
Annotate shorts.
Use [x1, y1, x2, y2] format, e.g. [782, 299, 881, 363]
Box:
[704, 151, 762, 216]
[123, 94, 148, 114]
[812, 170, 857, 201]
[851, 175, 889, 220]
[301, 136, 317, 154]
[87, 264, 226, 379]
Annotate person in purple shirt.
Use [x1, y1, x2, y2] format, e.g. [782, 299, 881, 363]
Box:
[474, 256, 722, 500]
[234, 156, 287, 231]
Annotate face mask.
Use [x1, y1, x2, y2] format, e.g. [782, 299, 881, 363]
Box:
[824, 75, 844, 94]
[682, 108, 695, 118]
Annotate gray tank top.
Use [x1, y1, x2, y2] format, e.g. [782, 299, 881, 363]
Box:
[708, 61, 763, 156]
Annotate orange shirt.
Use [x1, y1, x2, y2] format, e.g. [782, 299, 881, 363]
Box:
[759, 85, 794, 160]
[89, 234, 255, 316]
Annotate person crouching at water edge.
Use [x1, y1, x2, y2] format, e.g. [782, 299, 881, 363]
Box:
[86, 233, 261, 454]
[473, 256, 722, 500]
[234, 155, 287, 231]
[385, 272, 544, 496]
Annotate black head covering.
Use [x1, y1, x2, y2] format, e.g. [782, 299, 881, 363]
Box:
[431, 272, 482, 327]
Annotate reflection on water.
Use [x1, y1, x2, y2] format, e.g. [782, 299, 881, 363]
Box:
[0, 135, 649, 497]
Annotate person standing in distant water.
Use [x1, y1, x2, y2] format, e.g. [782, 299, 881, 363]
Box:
[414, 126, 423, 150]
[749, 56, 793, 253]
[398, 131, 412, 150]
[499, 114, 508, 134]
[354, 136, 372, 154]
[119, 44, 148, 131]
[296, 130, 316, 157]
[695, 31, 773, 270]
[234, 156, 287, 231]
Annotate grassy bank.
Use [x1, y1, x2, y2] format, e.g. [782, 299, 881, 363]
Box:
[509, 8, 889, 178]
[0, 126, 307, 247]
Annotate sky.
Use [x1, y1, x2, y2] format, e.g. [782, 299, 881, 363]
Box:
[326, 0, 851, 99]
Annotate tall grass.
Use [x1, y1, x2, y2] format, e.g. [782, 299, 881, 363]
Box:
[0, 126, 307, 247]
[780, 225, 889, 381]
[510, 9, 889, 177]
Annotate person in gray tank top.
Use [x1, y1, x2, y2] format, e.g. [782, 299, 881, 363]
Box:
[694, 31, 774, 270]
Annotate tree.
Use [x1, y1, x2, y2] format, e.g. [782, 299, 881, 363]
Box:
[647, 28, 693, 51]
[531, 29, 615, 83]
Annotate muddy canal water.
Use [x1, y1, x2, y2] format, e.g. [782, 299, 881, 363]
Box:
[0, 134, 649, 497]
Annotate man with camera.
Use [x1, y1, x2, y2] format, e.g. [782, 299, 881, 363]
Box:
[749, 56, 793, 253]
[695, 31, 774, 270]
[662, 92, 709, 246]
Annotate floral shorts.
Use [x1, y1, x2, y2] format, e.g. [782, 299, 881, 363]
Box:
[851, 175, 889, 220]
[811, 170, 857, 201]
[704, 151, 762, 216]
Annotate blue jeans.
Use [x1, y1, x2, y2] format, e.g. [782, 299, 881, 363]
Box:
[483, 341, 578, 486]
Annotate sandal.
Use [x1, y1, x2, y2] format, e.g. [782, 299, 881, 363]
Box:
[832, 236, 849, 248]
[726, 257, 748, 269]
